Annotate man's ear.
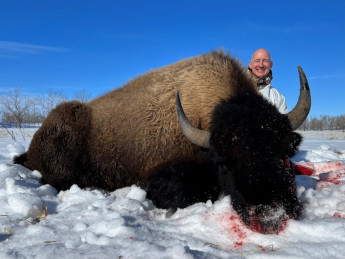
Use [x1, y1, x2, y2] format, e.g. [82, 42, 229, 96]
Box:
[248, 61, 253, 69]
[270, 60, 274, 69]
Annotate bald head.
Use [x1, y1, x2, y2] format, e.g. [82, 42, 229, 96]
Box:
[249, 48, 273, 78]
[251, 48, 271, 60]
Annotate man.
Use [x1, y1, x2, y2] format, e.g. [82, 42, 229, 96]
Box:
[247, 48, 288, 114]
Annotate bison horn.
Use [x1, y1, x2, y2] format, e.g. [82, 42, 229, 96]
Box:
[287, 66, 312, 130]
[175, 91, 210, 149]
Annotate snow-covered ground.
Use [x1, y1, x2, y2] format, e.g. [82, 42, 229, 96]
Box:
[0, 128, 345, 259]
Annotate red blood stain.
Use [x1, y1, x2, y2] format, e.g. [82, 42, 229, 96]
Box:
[316, 162, 345, 174]
[334, 212, 345, 219]
[297, 162, 345, 176]
[330, 180, 341, 185]
[258, 245, 266, 252]
[204, 211, 248, 249]
[249, 221, 263, 233]
[234, 241, 243, 249]
[325, 172, 342, 185]
[204, 209, 288, 250]
[317, 170, 344, 189]
[295, 164, 315, 176]
[316, 181, 332, 190]
[223, 213, 247, 240]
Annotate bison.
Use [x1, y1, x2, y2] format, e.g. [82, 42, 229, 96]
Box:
[14, 50, 311, 233]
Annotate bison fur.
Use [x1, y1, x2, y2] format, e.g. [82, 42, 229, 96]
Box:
[14, 50, 310, 234]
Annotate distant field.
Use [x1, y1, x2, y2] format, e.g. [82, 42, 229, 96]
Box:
[298, 130, 345, 139]
[0, 127, 38, 139]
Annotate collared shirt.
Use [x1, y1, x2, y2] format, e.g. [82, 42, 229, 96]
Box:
[259, 84, 288, 114]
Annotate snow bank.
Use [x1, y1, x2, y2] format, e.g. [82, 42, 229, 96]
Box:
[0, 129, 345, 258]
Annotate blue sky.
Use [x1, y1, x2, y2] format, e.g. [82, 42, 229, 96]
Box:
[0, 0, 344, 117]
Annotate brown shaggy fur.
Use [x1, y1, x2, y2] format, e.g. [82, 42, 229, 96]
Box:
[16, 50, 257, 191]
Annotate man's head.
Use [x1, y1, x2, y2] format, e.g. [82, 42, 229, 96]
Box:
[248, 49, 273, 78]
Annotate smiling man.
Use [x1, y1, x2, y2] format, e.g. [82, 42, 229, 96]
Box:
[248, 48, 288, 114]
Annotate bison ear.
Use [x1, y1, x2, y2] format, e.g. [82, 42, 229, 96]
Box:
[175, 91, 210, 149]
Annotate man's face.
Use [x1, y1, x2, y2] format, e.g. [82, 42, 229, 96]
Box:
[248, 50, 273, 78]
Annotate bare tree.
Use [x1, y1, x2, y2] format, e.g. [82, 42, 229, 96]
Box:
[73, 89, 92, 103]
[310, 117, 324, 131]
[297, 115, 345, 131]
[0, 88, 33, 128]
[39, 89, 67, 118]
[1, 112, 15, 126]
[28, 97, 45, 125]
[335, 115, 345, 131]
[298, 118, 309, 131]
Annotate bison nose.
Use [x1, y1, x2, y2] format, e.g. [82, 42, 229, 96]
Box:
[244, 205, 288, 234]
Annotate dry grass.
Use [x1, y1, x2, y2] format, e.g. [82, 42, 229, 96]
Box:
[0, 127, 38, 140]
[27, 203, 48, 225]
[2, 204, 57, 244]
[298, 130, 345, 139]
[4, 227, 13, 236]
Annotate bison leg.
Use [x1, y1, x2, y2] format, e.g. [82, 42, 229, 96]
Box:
[15, 101, 92, 191]
[147, 160, 220, 214]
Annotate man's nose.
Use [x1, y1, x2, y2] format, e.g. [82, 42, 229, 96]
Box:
[258, 60, 264, 66]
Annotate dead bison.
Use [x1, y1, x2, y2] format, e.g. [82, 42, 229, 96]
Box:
[14, 50, 311, 233]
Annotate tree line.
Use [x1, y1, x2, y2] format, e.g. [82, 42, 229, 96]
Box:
[0, 88, 91, 128]
[1, 88, 344, 131]
[299, 115, 345, 131]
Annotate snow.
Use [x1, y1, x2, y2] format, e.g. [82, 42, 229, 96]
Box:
[1, 128, 345, 258]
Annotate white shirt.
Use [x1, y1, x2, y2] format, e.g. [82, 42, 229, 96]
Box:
[259, 84, 288, 114]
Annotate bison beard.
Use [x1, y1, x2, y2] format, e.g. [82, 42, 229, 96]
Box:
[147, 91, 302, 234]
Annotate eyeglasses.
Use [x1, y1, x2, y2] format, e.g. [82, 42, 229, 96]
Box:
[252, 59, 271, 65]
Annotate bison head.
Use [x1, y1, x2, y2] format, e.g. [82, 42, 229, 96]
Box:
[176, 66, 311, 233]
